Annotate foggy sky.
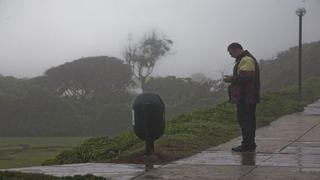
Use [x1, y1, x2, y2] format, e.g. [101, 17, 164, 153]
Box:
[0, 0, 319, 79]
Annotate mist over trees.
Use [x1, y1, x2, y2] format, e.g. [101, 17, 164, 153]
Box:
[0, 57, 223, 136]
[0, 40, 319, 136]
[260, 41, 320, 91]
[0, 77, 79, 136]
[45, 56, 132, 100]
[145, 76, 226, 108]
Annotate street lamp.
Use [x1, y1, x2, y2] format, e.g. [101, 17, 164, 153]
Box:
[296, 8, 306, 97]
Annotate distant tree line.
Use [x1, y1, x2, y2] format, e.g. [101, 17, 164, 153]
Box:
[0, 57, 135, 136]
[0, 56, 225, 136]
[260, 41, 320, 91]
[0, 40, 319, 136]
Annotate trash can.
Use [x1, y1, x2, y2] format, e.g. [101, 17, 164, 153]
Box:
[132, 93, 165, 155]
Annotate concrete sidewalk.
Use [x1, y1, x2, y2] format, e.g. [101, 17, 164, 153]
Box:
[135, 100, 320, 179]
[5, 100, 320, 179]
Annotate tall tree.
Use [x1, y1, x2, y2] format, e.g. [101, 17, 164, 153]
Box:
[124, 31, 173, 92]
[45, 56, 132, 99]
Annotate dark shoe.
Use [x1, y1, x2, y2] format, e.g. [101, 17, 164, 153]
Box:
[232, 145, 256, 152]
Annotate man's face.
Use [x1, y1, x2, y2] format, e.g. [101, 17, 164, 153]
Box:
[228, 48, 237, 58]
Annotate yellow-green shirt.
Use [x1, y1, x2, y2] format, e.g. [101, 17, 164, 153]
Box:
[237, 56, 256, 74]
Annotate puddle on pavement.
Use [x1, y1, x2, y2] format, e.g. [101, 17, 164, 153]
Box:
[281, 142, 320, 155]
[301, 167, 320, 172]
[173, 151, 270, 166]
[144, 163, 154, 171]
[239, 152, 256, 166]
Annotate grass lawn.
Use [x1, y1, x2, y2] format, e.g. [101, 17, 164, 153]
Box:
[44, 78, 320, 165]
[0, 137, 89, 169]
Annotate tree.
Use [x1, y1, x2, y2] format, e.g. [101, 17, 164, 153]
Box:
[259, 41, 320, 91]
[124, 31, 173, 92]
[45, 56, 132, 99]
[145, 76, 225, 107]
[190, 73, 209, 84]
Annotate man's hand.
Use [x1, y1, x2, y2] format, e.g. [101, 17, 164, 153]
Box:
[223, 75, 232, 83]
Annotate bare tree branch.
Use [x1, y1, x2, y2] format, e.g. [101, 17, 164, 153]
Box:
[124, 31, 173, 92]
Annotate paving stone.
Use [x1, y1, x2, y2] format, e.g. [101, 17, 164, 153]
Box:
[135, 164, 254, 180]
[173, 151, 270, 166]
[244, 166, 320, 180]
[5, 163, 147, 180]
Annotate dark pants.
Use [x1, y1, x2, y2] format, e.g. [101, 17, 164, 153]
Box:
[236, 103, 256, 148]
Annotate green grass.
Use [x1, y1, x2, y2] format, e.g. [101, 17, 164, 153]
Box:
[0, 137, 89, 169]
[44, 77, 320, 165]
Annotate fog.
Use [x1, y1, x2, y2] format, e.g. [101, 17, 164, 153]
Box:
[0, 0, 319, 79]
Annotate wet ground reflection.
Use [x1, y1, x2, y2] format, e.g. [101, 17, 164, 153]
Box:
[240, 152, 256, 166]
[174, 151, 268, 166]
[144, 163, 154, 171]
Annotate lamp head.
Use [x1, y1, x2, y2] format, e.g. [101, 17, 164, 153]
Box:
[296, 8, 306, 16]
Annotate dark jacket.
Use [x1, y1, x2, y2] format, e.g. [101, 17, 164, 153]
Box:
[228, 50, 260, 104]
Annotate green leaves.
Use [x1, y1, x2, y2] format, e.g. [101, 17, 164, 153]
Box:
[44, 132, 142, 165]
[45, 56, 132, 99]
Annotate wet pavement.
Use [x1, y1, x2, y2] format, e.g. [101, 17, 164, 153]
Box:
[3, 100, 320, 179]
[135, 100, 320, 179]
[4, 163, 149, 180]
[304, 99, 320, 115]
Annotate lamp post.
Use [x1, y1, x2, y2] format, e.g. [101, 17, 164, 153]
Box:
[296, 8, 306, 97]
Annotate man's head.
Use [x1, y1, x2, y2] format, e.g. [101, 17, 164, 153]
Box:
[227, 42, 243, 58]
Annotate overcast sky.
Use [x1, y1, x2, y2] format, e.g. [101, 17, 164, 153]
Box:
[0, 0, 319, 79]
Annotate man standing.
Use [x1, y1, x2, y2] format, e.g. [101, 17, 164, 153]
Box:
[223, 42, 260, 152]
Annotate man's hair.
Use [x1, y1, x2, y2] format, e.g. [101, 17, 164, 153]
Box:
[228, 42, 243, 51]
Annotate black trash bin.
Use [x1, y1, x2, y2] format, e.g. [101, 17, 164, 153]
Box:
[132, 93, 165, 155]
